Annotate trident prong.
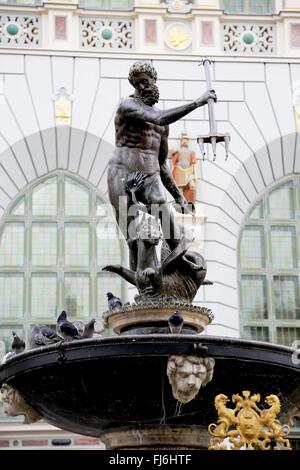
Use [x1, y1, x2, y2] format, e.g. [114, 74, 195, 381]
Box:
[197, 58, 230, 162]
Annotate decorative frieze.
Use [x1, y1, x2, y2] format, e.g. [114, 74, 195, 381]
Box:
[0, 13, 40, 48]
[80, 17, 133, 49]
[223, 23, 275, 55]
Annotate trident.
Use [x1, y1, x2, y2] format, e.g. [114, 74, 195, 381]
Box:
[197, 58, 230, 161]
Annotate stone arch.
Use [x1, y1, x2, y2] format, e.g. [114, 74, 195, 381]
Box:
[0, 126, 114, 218]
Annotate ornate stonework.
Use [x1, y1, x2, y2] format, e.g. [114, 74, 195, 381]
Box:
[80, 17, 133, 49]
[0, 383, 41, 424]
[0, 14, 40, 48]
[167, 355, 215, 404]
[223, 23, 275, 55]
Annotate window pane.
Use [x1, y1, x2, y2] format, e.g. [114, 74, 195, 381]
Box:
[0, 274, 24, 319]
[79, 0, 133, 9]
[0, 223, 24, 266]
[32, 223, 57, 266]
[223, 0, 243, 13]
[97, 273, 122, 315]
[64, 274, 89, 318]
[241, 275, 267, 320]
[270, 226, 297, 269]
[97, 222, 121, 266]
[65, 224, 89, 266]
[273, 276, 300, 320]
[240, 226, 265, 268]
[276, 327, 300, 347]
[65, 178, 89, 216]
[0, 325, 23, 355]
[96, 198, 111, 218]
[269, 181, 294, 219]
[249, 0, 273, 14]
[31, 274, 57, 318]
[11, 198, 25, 216]
[243, 326, 269, 342]
[224, 0, 273, 14]
[32, 178, 57, 216]
[248, 200, 264, 219]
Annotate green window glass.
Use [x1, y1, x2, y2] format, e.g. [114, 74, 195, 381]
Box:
[239, 178, 300, 346]
[0, 172, 125, 360]
[0, 274, 24, 319]
[32, 223, 57, 266]
[65, 178, 89, 216]
[0, 223, 24, 266]
[270, 226, 297, 269]
[240, 226, 265, 268]
[223, 0, 274, 14]
[269, 181, 295, 219]
[273, 276, 300, 321]
[65, 274, 89, 318]
[31, 273, 57, 318]
[241, 275, 267, 320]
[65, 223, 90, 266]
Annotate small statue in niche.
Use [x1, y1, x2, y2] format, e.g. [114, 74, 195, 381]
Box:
[171, 133, 197, 205]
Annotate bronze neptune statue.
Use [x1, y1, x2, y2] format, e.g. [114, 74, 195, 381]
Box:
[105, 61, 215, 304]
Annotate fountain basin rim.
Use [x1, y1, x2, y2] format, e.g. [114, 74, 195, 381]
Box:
[0, 334, 299, 386]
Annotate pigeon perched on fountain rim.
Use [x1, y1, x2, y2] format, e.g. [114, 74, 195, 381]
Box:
[12, 331, 25, 354]
[168, 310, 184, 334]
[107, 292, 123, 311]
[29, 324, 61, 349]
[57, 310, 81, 341]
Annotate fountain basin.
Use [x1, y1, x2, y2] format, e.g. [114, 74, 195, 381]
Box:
[0, 335, 299, 449]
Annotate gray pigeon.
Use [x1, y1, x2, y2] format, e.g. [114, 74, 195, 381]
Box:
[168, 311, 184, 334]
[1, 351, 16, 365]
[83, 319, 96, 338]
[56, 311, 81, 341]
[12, 331, 25, 354]
[1, 331, 25, 364]
[73, 320, 85, 336]
[29, 325, 61, 349]
[107, 292, 122, 311]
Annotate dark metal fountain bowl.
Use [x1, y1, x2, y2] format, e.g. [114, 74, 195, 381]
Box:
[0, 335, 300, 445]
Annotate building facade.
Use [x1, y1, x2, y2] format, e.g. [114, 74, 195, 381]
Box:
[0, 0, 300, 447]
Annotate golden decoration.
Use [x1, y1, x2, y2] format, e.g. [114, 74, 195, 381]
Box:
[172, 0, 184, 8]
[208, 391, 291, 450]
[292, 81, 300, 131]
[165, 24, 191, 50]
[53, 87, 74, 126]
[54, 97, 71, 125]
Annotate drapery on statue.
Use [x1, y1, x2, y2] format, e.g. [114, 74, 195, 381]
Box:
[171, 133, 197, 204]
[105, 61, 216, 303]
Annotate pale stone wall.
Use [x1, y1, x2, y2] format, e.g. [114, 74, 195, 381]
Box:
[0, 52, 299, 336]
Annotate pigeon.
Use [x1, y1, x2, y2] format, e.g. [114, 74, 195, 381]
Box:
[56, 311, 81, 342]
[107, 292, 123, 311]
[29, 325, 61, 349]
[11, 331, 25, 354]
[1, 351, 16, 365]
[73, 320, 85, 336]
[83, 319, 96, 338]
[168, 311, 184, 334]
[1, 331, 25, 364]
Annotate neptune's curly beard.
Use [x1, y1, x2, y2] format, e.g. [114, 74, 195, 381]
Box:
[140, 84, 160, 106]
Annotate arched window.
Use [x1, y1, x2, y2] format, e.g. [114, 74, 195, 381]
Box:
[239, 177, 300, 346]
[0, 172, 125, 358]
